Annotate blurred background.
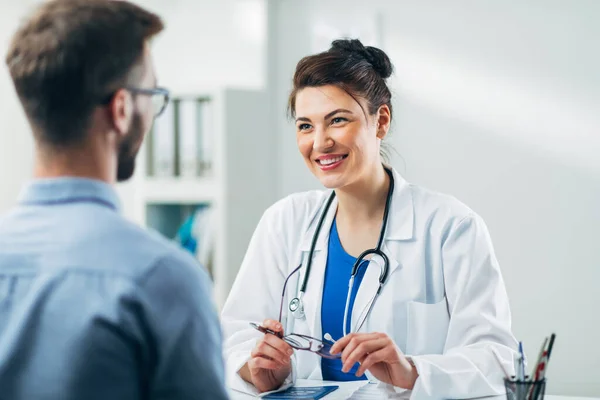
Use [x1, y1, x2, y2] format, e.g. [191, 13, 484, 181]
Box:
[0, 0, 599, 396]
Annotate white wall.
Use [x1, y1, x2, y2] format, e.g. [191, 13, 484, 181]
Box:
[139, 0, 266, 94]
[0, 0, 40, 213]
[384, 2, 600, 396]
[0, 0, 266, 214]
[270, 0, 600, 396]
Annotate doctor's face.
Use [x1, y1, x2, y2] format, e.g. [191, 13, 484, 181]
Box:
[294, 85, 385, 190]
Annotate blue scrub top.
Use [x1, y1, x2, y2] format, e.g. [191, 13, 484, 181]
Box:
[320, 219, 368, 381]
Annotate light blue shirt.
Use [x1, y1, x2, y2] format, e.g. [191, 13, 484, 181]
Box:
[0, 177, 228, 400]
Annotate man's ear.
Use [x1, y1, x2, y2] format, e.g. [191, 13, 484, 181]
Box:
[376, 104, 391, 140]
[109, 88, 133, 137]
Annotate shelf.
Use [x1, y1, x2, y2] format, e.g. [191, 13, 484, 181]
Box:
[117, 87, 274, 310]
[142, 177, 219, 204]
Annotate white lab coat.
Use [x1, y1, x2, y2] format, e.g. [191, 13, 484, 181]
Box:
[221, 168, 518, 399]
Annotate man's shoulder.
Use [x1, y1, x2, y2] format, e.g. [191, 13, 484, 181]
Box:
[0, 204, 207, 284]
[98, 215, 205, 278]
[118, 220, 215, 314]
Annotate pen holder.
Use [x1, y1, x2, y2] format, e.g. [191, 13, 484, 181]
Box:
[504, 377, 546, 400]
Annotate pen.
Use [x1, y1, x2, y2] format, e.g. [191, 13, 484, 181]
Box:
[527, 337, 548, 400]
[531, 337, 548, 381]
[531, 334, 556, 400]
[539, 334, 556, 380]
[515, 342, 526, 400]
[518, 342, 526, 380]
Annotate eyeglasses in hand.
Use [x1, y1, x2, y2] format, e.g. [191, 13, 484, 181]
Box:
[250, 265, 341, 359]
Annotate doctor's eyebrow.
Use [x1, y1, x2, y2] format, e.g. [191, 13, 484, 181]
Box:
[295, 108, 354, 123]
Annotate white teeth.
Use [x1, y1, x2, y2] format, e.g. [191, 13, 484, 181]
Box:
[319, 156, 344, 165]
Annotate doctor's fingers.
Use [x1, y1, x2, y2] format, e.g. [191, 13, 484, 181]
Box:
[248, 354, 285, 371]
[333, 332, 385, 358]
[262, 331, 294, 357]
[262, 319, 285, 335]
[354, 347, 391, 377]
[252, 339, 292, 365]
[330, 332, 381, 354]
[341, 337, 391, 372]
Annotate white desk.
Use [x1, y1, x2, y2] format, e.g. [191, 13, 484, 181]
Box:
[229, 380, 599, 400]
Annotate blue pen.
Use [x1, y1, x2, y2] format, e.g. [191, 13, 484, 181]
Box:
[518, 342, 526, 380]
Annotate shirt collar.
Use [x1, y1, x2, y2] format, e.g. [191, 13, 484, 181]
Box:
[18, 177, 121, 212]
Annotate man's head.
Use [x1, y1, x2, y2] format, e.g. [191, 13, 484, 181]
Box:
[5, 0, 165, 182]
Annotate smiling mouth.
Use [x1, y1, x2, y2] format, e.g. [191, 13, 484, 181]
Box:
[316, 155, 348, 166]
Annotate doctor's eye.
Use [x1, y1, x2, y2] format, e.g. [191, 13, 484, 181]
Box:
[297, 123, 312, 132]
[331, 117, 348, 125]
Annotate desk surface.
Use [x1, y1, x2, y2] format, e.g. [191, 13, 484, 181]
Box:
[228, 380, 599, 400]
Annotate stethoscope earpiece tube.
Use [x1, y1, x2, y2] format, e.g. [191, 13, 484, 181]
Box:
[299, 192, 337, 294]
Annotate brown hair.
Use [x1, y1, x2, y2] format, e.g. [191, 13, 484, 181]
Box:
[288, 39, 394, 122]
[5, 0, 164, 146]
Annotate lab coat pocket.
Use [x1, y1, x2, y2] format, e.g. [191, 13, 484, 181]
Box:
[406, 298, 449, 356]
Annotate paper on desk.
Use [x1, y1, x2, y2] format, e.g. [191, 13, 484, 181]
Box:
[320, 381, 368, 398]
[348, 382, 411, 399]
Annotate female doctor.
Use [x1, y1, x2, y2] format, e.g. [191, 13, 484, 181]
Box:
[221, 39, 518, 399]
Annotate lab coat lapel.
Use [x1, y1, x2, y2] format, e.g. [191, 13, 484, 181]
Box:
[384, 168, 415, 243]
[298, 192, 338, 340]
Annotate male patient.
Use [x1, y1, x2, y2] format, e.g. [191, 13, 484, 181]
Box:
[0, 1, 228, 399]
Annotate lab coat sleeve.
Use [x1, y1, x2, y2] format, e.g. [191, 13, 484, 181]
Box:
[408, 213, 518, 399]
[220, 204, 297, 395]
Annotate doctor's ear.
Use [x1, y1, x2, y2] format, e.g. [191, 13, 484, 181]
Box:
[375, 105, 391, 139]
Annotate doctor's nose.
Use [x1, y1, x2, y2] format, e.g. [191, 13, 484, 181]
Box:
[312, 127, 334, 152]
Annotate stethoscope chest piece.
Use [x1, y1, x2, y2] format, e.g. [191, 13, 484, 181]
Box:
[289, 296, 305, 319]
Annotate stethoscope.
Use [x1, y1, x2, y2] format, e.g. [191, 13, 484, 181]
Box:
[288, 166, 394, 336]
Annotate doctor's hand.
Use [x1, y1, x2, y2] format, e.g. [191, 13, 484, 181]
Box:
[239, 319, 293, 393]
[330, 332, 419, 390]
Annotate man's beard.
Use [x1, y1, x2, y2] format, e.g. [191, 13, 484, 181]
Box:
[116, 113, 144, 182]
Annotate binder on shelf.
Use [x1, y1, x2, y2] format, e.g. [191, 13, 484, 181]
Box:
[177, 99, 200, 178]
[199, 99, 213, 176]
[150, 102, 176, 177]
[128, 88, 270, 311]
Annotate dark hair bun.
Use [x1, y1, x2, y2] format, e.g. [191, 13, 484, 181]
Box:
[330, 38, 393, 79]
